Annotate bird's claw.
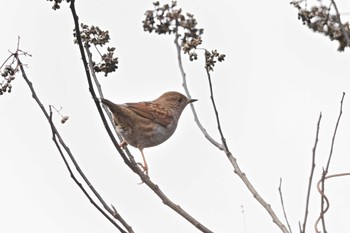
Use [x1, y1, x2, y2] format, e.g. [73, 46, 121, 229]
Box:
[136, 162, 149, 176]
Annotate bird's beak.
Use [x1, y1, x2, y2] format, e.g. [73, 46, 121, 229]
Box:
[188, 99, 198, 104]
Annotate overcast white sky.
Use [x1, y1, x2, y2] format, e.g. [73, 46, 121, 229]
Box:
[1, 0, 350, 233]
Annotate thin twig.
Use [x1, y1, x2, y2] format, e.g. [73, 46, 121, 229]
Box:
[16, 55, 130, 233]
[70, 1, 213, 232]
[300, 112, 322, 233]
[319, 92, 345, 233]
[204, 62, 228, 153]
[325, 92, 345, 172]
[278, 178, 293, 233]
[314, 172, 350, 233]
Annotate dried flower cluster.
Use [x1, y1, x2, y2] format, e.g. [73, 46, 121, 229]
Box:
[47, 0, 70, 10]
[75, 24, 110, 47]
[291, 1, 350, 51]
[0, 65, 17, 95]
[92, 47, 118, 77]
[143, 1, 204, 60]
[74, 24, 119, 77]
[205, 50, 225, 72]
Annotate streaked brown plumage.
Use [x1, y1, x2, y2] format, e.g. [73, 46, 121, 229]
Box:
[101, 91, 197, 175]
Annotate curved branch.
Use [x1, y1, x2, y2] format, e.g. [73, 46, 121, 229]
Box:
[314, 172, 350, 233]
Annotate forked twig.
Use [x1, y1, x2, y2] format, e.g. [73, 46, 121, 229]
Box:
[174, 32, 289, 233]
[174, 34, 224, 150]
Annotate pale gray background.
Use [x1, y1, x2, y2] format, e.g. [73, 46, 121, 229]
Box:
[1, 0, 350, 232]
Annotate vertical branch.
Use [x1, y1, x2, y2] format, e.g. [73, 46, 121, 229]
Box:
[318, 92, 345, 233]
[300, 113, 322, 233]
[324, 92, 345, 171]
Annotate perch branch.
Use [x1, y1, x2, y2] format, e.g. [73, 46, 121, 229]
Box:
[70, 1, 213, 232]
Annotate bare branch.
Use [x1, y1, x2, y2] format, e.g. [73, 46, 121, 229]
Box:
[325, 92, 345, 171]
[300, 112, 322, 233]
[278, 178, 293, 233]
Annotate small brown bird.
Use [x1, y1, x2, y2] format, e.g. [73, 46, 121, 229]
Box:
[101, 91, 197, 175]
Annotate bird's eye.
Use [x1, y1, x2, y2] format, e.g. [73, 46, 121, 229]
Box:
[177, 98, 183, 103]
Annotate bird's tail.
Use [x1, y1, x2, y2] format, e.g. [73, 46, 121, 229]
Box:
[100, 98, 119, 111]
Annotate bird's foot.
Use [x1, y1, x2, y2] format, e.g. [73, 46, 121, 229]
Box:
[119, 141, 128, 149]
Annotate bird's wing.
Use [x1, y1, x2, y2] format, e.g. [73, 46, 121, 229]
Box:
[125, 102, 173, 128]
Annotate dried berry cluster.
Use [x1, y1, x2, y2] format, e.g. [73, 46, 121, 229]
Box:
[0, 65, 17, 95]
[143, 1, 204, 60]
[74, 24, 119, 77]
[46, 0, 70, 10]
[205, 50, 225, 71]
[291, 1, 350, 51]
